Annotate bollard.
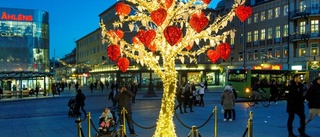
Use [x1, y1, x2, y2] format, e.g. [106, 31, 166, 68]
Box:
[87, 112, 91, 137]
[119, 125, 125, 137]
[191, 126, 197, 137]
[248, 111, 253, 137]
[75, 117, 81, 137]
[214, 106, 218, 137]
[121, 107, 127, 136]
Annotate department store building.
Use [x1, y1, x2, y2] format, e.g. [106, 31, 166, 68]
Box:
[0, 7, 51, 93]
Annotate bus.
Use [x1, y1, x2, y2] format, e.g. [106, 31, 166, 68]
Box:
[226, 69, 295, 98]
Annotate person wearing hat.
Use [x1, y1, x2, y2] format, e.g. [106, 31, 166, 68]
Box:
[305, 77, 320, 125]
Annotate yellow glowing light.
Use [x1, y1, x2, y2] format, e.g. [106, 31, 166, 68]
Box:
[101, 0, 246, 136]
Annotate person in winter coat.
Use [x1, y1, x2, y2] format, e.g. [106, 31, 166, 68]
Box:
[76, 89, 86, 117]
[108, 87, 118, 109]
[305, 77, 320, 125]
[221, 85, 235, 122]
[183, 82, 194, 113]
[114, 86, 137, 136]
[269, 80, 279, 104]
[229, 84, 237, 120]
[197, 83, 205, 107]
[175, 82, 185, 114]
[286, 74, 309, 137]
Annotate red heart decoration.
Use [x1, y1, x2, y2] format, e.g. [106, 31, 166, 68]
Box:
[151, 8, 167, 26]
[216, 43, 231, 60]
[157, 0, 173, 9]
[108, 29, 124, 41]
[107, 44, 121, 62]
[235, 5, 252, 22]
[202, 0, 211, 4]
[164, 26, 182, 46]
[136, 30, 156, 47]
[189, 12, 209, 33]
[117, 57, 130, 72]
[115, 2, 131, 16]
[207, 49, 220, 63]
[115, 30, 124, 39]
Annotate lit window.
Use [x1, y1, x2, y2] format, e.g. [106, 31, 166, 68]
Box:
[299, 44, 306, 57]
[283, 46, 288, 58]
[247, 17, 252, 24]
[300, 21, 306, 34]
[283, 5, 288, 16]
[268, 28, 273, 39]
[254, 50, 259, 60]
[300, 1, 306, 12]
[254, 13, 258, 23]
[247, 32, 252, 42]
[268, 9, 273, 20]
[284, 25, 288, 37]
[261, 11, 265, 21]
[275, 26, 281, 38]
[310, 43, 319, 56]
[275, 46, 281, 58]
[261, 29, 265, 40]
[275, 7, 280, 18]
[311, 20, 319, 36]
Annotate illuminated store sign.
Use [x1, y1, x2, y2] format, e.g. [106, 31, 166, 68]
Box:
[1, 12, 33, 21]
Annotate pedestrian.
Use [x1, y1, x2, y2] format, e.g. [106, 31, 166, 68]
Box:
[114, 86, 137, 136]
[90, 83, 94, 93]
[269, 80, 279, 104]
[51, 83, 56, 97]
[175, 82, 185, 114]
[204, 80, 208, 92]
[305, 77, 320, 125]
[285, 74, 310, 137]
[221, 85, 235, 122]
[108, 87, 118, 109]
[0, 86, 3, 99]
[75, 82, 79, 91]
[229, 84, 237, 120]
[105, 80, 109, 89]
[197, 82, 205, 107]
[68, 82, 71, 90]
[131, 82, 138, 103]
[35, 86, 39, 98]
[251, 79, 266, 104]
[183, 82, 194, 113]
[76, 89, 87, 117]
[100, 81, 104, 92]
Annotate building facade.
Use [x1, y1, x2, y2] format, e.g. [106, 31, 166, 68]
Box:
[0, 7, 50, 92]
[218, 0, 320, 81]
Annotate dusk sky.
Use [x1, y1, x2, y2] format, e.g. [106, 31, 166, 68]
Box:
[1, 0, 219, 59]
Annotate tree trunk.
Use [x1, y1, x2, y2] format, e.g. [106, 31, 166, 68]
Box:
[153, 60, 177, 137]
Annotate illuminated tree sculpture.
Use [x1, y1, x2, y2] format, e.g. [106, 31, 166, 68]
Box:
[100, 0, 251, 136]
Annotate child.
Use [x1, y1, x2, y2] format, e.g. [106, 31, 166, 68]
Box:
[99, 107, 113, 132]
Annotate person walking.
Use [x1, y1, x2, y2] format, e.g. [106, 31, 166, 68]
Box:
[75, 82, 79, 91]
[100, 81, 104, 92]
[229, 84, 237, 120]
[197, 82, 205, 107]
[221, 85, 235, 122]
[108, 87, 118, 109]
[114, 86, 137, 136]
[269, 80, 279, 104]
[131, 82, 138, 103]
[35, 86, 39, 98]
[183, 82, 194, 113]
[175, 82, 185, 114]
[305, 77, 320, 125]
[285, 74, 310, 137]
[76, 89, 87, 117]
[90, 83, 94, 93]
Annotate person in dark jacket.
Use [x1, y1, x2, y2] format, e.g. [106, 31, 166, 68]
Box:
[286, 74, 310, 137]
[114, 86, 137, 136]
[175, 82, 185, 114]
[305, 77, 320, 124]
[76, 89, 86, 117]
[269, 80, 279, 104]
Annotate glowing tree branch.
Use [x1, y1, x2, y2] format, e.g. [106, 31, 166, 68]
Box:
[100, 0, 251, 136]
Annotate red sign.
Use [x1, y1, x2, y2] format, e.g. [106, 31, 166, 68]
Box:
[1, 12, 33, 21]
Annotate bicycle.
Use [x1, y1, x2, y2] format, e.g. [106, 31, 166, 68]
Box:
[247, 90, 270, 107]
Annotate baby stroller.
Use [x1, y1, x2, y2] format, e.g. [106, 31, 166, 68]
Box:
[98, 110, 117, 134]
[68, 98, 80, 117]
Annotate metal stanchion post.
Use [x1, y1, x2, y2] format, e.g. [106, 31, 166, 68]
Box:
[119, 125, 124, 137]
[214, 106, 218, 137]
[121, 107, 127, 136]
[192, 126, 197, 137]
[248, 111, 253, 137]
[75, 117, 81, 137]
[87, 112, 91, 137]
